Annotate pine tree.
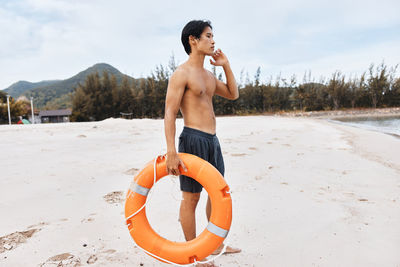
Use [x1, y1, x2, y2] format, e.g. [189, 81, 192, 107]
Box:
[367, 62, 389, 108]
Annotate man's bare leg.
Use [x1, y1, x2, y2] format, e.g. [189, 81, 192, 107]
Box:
[180, 192, 200, 240]
[207, 196, 242, 255]
[180, 192, 215, 267]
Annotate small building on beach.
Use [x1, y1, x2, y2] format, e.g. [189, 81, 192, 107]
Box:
[39, 109, 72, 123]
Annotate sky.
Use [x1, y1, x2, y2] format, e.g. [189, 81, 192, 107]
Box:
[1, 0, 400, 89]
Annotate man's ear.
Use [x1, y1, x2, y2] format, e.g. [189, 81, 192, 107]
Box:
[189, 35, 197, 45]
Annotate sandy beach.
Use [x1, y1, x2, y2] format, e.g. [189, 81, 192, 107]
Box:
[1, 115, 399, 267]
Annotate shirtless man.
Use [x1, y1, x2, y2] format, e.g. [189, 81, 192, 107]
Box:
[164, 20, 240, 266]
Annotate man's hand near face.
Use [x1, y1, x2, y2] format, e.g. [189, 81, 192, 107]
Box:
[210, 49, 229, 67]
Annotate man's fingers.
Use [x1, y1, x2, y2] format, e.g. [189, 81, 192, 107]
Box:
[210, 59, 216, 65]
[169, 167, 180, 176]
[167, 167, 173, 175]
[167, 166, 177, 176]
[180, 160, 188, 172]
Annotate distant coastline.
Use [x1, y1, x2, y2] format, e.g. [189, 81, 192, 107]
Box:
[274, 107, 400, 139]
[273, 107, 400, 119]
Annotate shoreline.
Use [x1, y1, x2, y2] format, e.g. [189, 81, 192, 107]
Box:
[277, 107, 400, 139]
[325, 118, 400, 140]
[273, 107, 400, 119]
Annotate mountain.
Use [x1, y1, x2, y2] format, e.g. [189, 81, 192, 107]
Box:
[4, 80, 60, 98]
[2, 63, 136, 109]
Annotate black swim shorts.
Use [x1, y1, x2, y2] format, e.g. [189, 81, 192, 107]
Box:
[178, 126, 225, 193]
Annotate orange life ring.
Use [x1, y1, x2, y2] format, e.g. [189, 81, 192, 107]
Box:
[125, 153, 232, 264]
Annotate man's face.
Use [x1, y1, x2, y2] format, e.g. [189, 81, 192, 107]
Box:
[195, 26, 215, 56]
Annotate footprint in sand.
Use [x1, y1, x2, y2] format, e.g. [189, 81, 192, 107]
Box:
[248, 147, 257, 151]
[86, 249, 117, 264]
[77, 134, 87, 138]
[27, 221, 48, 229]
[231, 153, 247, 157]
[103, 191, 124, 204]
[0, 228, 40, 253]
[81, 217, 95, 223]
[124, 168, 139, 176]
[87, 254, 98, 264]
[40, 253, 81, 267]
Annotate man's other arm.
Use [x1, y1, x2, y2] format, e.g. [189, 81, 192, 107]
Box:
[164, 69, 187, 175]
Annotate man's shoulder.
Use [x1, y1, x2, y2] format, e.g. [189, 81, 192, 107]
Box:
[169, 65, 189, 87]
[171, 64, 189, 79]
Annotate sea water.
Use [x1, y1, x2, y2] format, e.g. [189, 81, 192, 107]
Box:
[332, 115, 400, 137]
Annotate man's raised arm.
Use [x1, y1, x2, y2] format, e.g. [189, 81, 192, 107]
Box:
[211, 49, 239, 100]
[164, 70, 187, 176]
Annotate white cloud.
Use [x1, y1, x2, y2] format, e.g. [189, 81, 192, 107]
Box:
[0, 0, 399, 89]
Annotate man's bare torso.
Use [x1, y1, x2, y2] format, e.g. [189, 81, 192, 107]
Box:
[178, 63, 217, 135]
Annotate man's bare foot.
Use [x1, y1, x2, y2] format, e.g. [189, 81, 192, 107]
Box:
[211, 244, 241, 255]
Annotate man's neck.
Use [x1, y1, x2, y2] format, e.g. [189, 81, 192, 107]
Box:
[187, 52, 206, 69]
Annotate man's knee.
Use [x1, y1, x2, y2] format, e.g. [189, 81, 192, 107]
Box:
[181, 192, 201, 207]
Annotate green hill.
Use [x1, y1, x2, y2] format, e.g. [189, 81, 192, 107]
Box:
[4, 80, 60, 98]
[2, 63, 136, 109]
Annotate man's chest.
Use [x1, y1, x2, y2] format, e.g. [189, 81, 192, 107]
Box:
[186, 73, 216, 97]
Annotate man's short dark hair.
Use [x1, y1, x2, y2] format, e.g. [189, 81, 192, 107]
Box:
[181, 20, 212, 55]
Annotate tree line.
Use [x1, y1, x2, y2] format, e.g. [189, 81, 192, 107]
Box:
[71, 61, 399, 121]
[2, 61, 398, 124]
[71, 65, 169, 121]
[0, 91, 30, 124]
